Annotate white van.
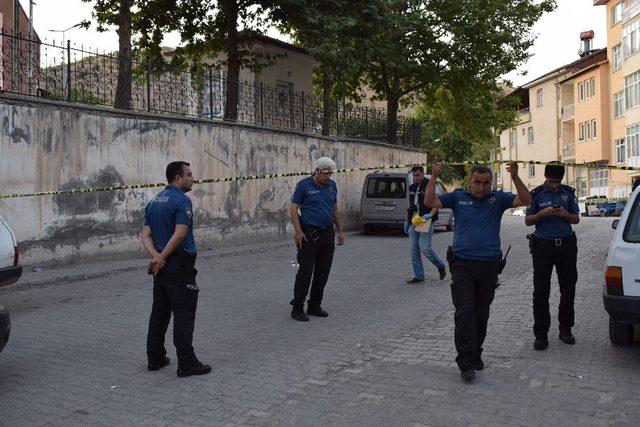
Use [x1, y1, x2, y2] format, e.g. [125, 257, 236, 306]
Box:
[360, 172, 453, 234]
[604, 187, 640, 345]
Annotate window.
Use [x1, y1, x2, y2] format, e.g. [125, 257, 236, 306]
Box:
[592, 119, 597, 139]
[614, 43, 623, 71]
[201, 68, 226, 118]
[614, 91, 625, 117]
[627, 123, 640, 157]
[528, 164, 535, 178]
[275, 80, 293, 118]
[527, 126, 534, 144]
[536, 88, 543, 107]
[579, 122, 585, 141]
[623, 18, 640, 59]
[578, 82, 584, 101]
[509, 129, 517, 148]
[616, 138, 627, 163]
[589, 169, 609, 196]
[586, 121, 592, 140]
[522, 128, 525, 136]
[625, 70, 640, 110]
[590, 77, 596, 97]
[585, 79, 591, 100]
[613, 1, 624, 26]
[366, 177, 407, 199]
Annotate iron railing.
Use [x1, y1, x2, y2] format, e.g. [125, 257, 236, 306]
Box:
[0, 29, 421, 146]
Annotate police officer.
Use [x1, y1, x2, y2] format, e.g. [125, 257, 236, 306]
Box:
[140, 161, 211, 377]
[425, 160, 531, 382]
[405, 165, 446, 283]
[289, 157, 345, 322]
[525, 164, 580, 350]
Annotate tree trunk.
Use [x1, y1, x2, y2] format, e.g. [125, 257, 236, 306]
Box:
[114, 0, 132, 110]
[386, 95, 399, 144]
[322, 65, 331, 135]
[223, 0, 240, 122]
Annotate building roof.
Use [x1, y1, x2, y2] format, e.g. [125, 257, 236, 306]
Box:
[163, 34, 310, 58]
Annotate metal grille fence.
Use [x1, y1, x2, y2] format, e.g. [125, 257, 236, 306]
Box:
[0, 29, 421, 146]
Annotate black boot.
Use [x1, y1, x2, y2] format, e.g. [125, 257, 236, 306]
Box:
[533, 335, 548, 350]
[147, 356, 170, 371]
[559, 330, 576, 345]
[291, 306, 309, 321]
[177, 360, 212, 377]
[307, 305, 328, 317]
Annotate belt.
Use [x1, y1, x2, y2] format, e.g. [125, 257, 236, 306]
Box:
[301, 224, 333, 233]
[535, 233, 576, 247]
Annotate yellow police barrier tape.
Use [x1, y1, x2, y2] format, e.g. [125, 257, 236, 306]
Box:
[0, 159, 637, 200]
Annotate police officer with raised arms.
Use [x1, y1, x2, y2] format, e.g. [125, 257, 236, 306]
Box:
[425, 160, 531, 382]
[289, 157, 345, 322]
[525, 164, 580, 350]
[141, 161, 211, 377]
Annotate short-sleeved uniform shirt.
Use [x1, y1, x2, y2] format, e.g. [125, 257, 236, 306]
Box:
[408, 178, 438, 222]
[291, 176, 338, 228]
[526, 184, 579, 240]
[439, 189, 516, 261]
[144, 185, 197, 254]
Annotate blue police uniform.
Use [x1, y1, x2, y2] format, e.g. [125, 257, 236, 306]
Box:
[144, 185, 200, 370]
[526, 184, 579, 341]
[290, 176, 338, 312]
[439, 188, 516, 373]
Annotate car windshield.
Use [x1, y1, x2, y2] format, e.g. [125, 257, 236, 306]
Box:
[366, 178, 406, 199]
[623, 195, 640, 243]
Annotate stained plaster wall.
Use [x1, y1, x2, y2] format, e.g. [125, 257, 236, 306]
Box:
[0, 94, 426, 264]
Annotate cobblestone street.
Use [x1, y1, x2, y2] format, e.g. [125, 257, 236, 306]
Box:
[1, 217, 639, 426]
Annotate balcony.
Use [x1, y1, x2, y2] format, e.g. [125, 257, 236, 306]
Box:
[517, 107, 530, 124]
[561, 104, 575, 121]
[623, 0, 640, 23]
[562, 143, 576, 158]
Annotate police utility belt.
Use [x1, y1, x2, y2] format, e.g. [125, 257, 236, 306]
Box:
[446, 245, 511, 275]
[527, 232, 576, 248]
[301, 224, 333, 233]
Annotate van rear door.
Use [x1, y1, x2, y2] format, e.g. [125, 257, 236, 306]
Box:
[361, 175, 408, 224]
[616, 194, 640, 297]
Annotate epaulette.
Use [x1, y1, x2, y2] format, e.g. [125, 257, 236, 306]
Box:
[530, 184, 545, 198]
[560, 184, 576, 194]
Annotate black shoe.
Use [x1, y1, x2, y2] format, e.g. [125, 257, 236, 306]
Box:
[177, 361, 212, 378]
[307, 306, 328, 317]
[406, 277, 425, 284]
[559, 330, 576, 345]
[461, 369, 476, 382]
[533, 336, 549, 350]
[291, 307, 309, 321]
[438, 267, 446, 281]
[472, 359, 485, 371]
[147, 356, 170, 371]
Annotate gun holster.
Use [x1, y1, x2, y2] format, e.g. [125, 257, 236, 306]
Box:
[497, 245, 511, 275]
[526, 233, 536, 254]
[446, 245, 454, 271]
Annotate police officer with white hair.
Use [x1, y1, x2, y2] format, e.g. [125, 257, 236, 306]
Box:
[289, 156, 345, 321]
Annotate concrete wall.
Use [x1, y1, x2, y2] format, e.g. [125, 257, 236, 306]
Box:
[0, 94, 425, 264]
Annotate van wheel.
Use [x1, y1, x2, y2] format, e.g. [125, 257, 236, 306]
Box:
[609, 317, 634, 345]
[363, 224, 375, 235]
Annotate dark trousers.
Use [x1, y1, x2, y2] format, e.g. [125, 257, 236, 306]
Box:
[450, 258, 498, 372]
[291, 226, 335, 308]
[147, 252, 199, 368]
[532, 234, 578, 338]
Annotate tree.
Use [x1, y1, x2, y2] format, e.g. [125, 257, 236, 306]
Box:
[81, 0, 136, 110]
[362, 0, 555, 144]
[136, 0, 283, 121]
[271, 0, 374, 135]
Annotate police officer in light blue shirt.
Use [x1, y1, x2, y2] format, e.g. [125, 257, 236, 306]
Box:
[141, 161, 211, 378]
[525, 164, 580, 351]
[425, 159, 531, 382]
[289, 157, 345, 322]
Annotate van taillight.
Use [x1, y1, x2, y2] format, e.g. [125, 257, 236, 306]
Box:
[13, 246, 19, 266]
[605, 266, 623, 295]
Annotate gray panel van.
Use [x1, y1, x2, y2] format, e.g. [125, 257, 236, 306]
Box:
[360, 172, 453, 234]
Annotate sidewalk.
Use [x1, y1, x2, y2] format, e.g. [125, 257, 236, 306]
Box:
[4, 237, 297, 292]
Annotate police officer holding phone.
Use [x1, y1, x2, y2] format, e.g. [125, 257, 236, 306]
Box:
[289, 157, 345, 322]
[525, 164, 580, 350]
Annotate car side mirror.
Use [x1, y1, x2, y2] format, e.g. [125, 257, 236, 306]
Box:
[612, 220, 619, 230]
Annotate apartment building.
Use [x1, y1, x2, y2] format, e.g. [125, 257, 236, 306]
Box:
[595, 0, 640, 198]
[498, 66, 570, 192]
